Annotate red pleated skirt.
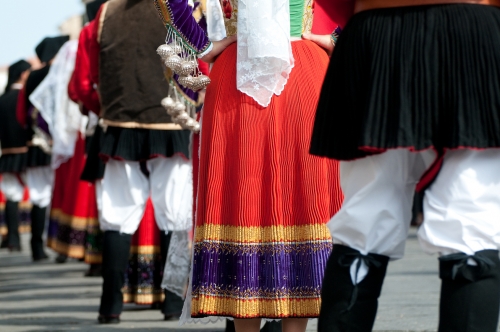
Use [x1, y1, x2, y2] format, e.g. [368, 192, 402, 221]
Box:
[193, 40, 343, 318]
[47, 136, 101, 263]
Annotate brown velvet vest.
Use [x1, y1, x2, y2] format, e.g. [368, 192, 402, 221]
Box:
[99, 0, 173, 127]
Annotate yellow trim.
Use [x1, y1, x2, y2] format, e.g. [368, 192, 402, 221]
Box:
[191, 296, 321, 318]
[123, 292, 164, 305]
[47, 238, 85, 259]
[130, 245, 161, 255]
[1, 147, 28, 155]
[0, 225, 30, 236]
[50, 208, 97, 230]
[84, 253, 103, 265]
[194, 224, 332, 243]
[101, 119, 183, 130]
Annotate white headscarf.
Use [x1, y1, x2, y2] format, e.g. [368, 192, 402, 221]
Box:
[30, 40, 87, 169]
[207, 0, 294, 107]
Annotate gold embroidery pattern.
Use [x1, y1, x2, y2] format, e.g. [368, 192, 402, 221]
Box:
[194, 224, 332, 243]
[222, 0, 313, 37]
[191, 296, 321, 318]
[302, 0, 313, 34]
[193, 240, 332, 255]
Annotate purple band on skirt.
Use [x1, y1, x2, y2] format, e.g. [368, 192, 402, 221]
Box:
[192, 241, 332, 299]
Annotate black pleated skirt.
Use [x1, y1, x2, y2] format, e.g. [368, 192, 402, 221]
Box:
[0, 153, 27, 173]
[26, 146, 51, 168]
[81, 126, 106, 182]
[98, 127, 191, 162]
[310, 4, 500, 160]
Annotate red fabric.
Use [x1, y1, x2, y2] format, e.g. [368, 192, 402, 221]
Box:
[50, 136, 98, 221]
[130, 199, 161, 248]
[198, 41, 343, 229]
[312, 0, 355, 33]
[15, 87, 27, 128]
[192, 113, 201, 222]
[198, 60, 210, 76]
[69, 24, 101, 115]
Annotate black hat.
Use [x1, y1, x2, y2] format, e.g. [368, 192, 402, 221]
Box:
[5, 60, 31, 92]
[86, 0, 107, 22]
[35, 35, 70, 63]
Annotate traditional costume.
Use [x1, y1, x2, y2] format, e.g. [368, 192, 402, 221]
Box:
[89, 0, 192, 323]
[0, 60, 32, 251]
[43, 1, 105, 273]
[310, 0, 500, 331]
[15, 36, 69, 261]
[154, 0, 343, 321]
[73, 0, 174, 308]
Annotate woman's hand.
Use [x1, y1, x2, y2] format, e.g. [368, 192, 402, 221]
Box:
[302, 32, 335, 56]
[200, 35, 237, 63]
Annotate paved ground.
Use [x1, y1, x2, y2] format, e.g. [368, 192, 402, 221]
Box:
[0, 228, 449, 332]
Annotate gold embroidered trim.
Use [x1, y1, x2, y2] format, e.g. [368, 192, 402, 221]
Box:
[47, 238, 85, 259]
[101, 119, 183, 130]
[194, 224, 332, 243]
[302, 0, 314, 34]
[1, 147, 28, 155]
[191, 296, 321, 318]
[129, 245, 161, 255]
[49, 208, 97, 230]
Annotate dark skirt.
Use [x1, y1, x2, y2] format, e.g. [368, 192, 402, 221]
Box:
[81, 126, 106, 182]
[98, 126, 191, 162]
[311, 4, 500, 160]
[0, 153, 27, 173]
[26, 146, 51, 168]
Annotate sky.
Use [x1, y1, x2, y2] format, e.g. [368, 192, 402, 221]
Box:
[0, 0, 84, 67]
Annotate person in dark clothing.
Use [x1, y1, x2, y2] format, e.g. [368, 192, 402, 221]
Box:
[0, 60, 32, 251]
[16, 36, 69, 261]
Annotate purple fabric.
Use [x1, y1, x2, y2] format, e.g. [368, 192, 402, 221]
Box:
[161, 0, 211, 53]
[192, 241, 332, 299]
[27, 106, 51, 136]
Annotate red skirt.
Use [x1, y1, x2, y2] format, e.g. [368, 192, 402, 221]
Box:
[192, 41, 343, 318]
[47, 136, 101, 263]
[123, 198, 164, 305]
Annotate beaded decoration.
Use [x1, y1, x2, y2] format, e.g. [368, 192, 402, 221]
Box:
[161, 79, 200, 133]
[157, 28, 211, 92]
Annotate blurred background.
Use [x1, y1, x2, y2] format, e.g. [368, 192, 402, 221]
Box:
[0, 0, 91, 92]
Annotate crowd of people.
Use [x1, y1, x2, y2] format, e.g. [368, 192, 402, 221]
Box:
[2, 0, 500, 331]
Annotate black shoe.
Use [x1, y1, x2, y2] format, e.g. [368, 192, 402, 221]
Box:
[55, 254, 68, 264]
[0, 238, 8, 249]
[318, 244, 389, 332]
[84, 264, 102, 277]
[97, 315, 120, 324]
[33, 253, 49, 262]
[8, 245, 22, 252]
[438, 249, 500, 332]
[99, 231, 132, 318]
[164, 314, 181, 321]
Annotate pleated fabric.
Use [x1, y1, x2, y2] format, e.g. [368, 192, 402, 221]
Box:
[98, 127, 191, 162]
[26, 146, 51, 168]
[0, 183, 31, 236]
[47, 136, 101, 263]
[311, 4, 500, 160]
[81, 126, 106, 182]
[192, 41, 343, 319]
[0, 153, 28, 173]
